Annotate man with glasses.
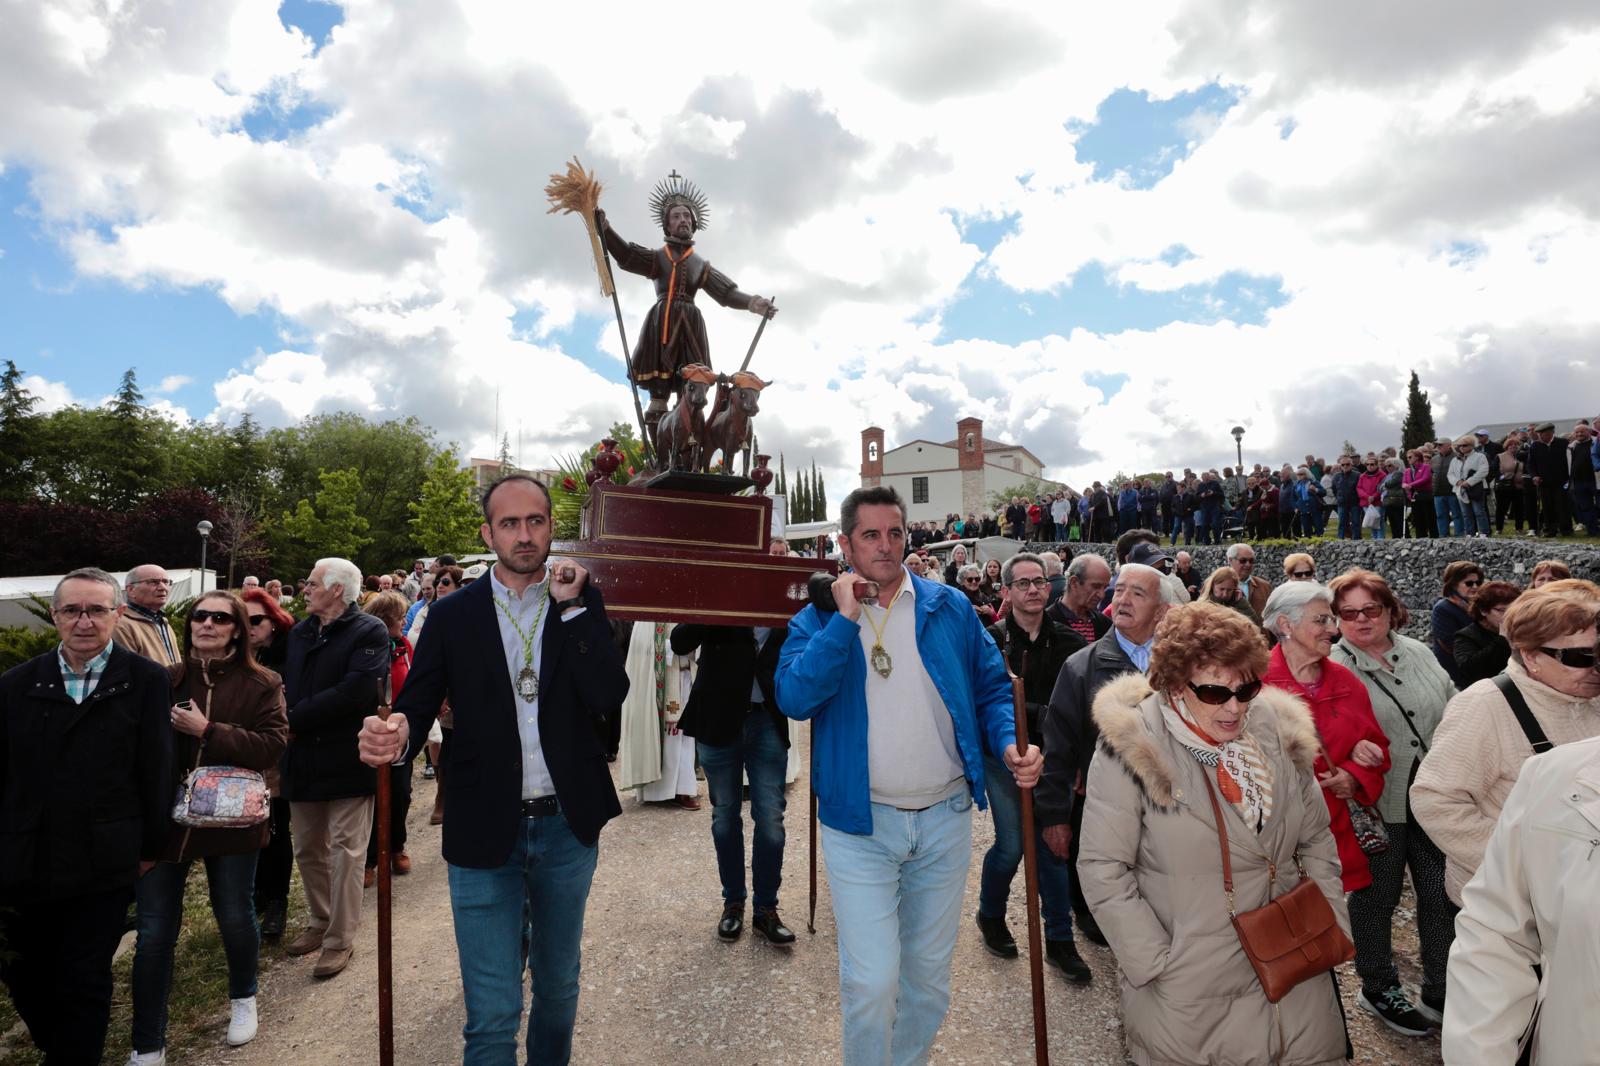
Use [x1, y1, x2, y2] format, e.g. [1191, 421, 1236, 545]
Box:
[975, 553, 1091, 980]
[1225, 543, 1272, 619]
[113, 564, 181, 666]
[1332, 455, 1363, 540]
[0, 567, 172, 1064]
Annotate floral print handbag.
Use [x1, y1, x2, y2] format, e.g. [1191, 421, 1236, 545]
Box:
[173, 765, 270, 828]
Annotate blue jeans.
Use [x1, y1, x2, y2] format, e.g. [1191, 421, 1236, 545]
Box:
[131, 852, 260, 1053]
[448, 811, 598, 1066]
[1434, 494, 1463, 536]
[1463, 493, 1491, 535]
[1199, 502, 1222, 544]
[821, 791, 973, 1066]
[1571, 481, 1598, 534]
[697, 709, 788, 910]
[977, 754, 1072, 941]
[1337, 503, 1360, 539]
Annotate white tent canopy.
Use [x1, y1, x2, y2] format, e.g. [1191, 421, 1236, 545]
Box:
[0, 568, 216, 629]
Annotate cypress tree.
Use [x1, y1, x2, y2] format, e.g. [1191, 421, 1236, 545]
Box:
[1400, 370, 1437, 453]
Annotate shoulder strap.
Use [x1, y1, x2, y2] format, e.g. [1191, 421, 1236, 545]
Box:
[1365, 671, 1427, 753]
[1493, 673, 1554, 753]
[1200, 770, 1237, 912]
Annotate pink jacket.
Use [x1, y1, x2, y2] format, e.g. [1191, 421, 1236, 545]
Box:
[1402, 460, 1432, 499]
[1356, 470, 1385, 507]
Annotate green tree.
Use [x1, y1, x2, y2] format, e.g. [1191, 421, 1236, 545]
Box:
[776, 454, 787, 497]
[277, 468, 374, 576]
[496, 432, 514, 471]
[1400, 370, 1437, 454]
[0, 360, 41, 500]
[986, 478, 1046, 512]
[409, 449, 482, 556]
[813, 467, 827, 521]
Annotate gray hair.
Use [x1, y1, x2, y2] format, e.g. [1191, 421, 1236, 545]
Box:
[1039, 551, 1063, 578]
[1225, 543, 1252, 563]
[958, 563, 982, 582]
[1067, 553, 1109, 583]
[1262, 581, 1334, 637]
[1115, 563, 1164, 598]
[314, 558, 363, 605]
[53, 567, 123, 608]
[1001, 552, 1046, 586]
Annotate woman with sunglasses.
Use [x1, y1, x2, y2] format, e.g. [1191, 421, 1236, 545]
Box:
[1453, 581, 1522, 687]
[128, 593, 289, 1061]
[956, 563, 997, 624]
[239, 586, 298, 940]
[1412, 580, 1600, 908]
[1078, 602, 1348, 1065]
[1326, 569, 1458, 1035]
[1430, 561, 1483, 686]
[1282, 552, 1317, 583]
[1262, 582, 1391, 899]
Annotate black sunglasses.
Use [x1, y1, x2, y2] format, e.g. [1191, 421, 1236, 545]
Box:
[1187, 679, 1263, 706]
[1290, 569, 1315, 579]
[247, 614, 269, 626]
[191, 609, 237, 626]
[1536, 646, 1600, 670]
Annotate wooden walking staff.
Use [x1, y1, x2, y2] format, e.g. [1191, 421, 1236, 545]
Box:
[374, 670, 395, 1066]
[1011, 669, 1050, 1065]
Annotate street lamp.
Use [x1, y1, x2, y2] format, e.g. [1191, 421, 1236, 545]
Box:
[197, 520, 213, 593]
[1231, 426, 1245, 471]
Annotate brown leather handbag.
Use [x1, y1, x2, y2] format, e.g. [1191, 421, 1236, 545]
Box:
[1202, 775, 1354, 1002]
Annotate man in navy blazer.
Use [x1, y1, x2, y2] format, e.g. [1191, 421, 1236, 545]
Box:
[360, 475, 627, 1065]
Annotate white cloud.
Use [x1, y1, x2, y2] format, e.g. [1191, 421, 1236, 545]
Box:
[155, 374, 193, 393]
[1, 0, 1597, 507]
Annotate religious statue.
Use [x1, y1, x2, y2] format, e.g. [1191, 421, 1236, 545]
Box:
[595, 172, 776, 446]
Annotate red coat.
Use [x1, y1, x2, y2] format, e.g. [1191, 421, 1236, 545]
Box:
[1264, 645, 1391, 891]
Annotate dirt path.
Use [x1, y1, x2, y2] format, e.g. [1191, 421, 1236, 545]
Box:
[189, 733, 1443, 1065]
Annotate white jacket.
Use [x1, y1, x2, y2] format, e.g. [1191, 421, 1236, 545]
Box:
[1443, 735, 1600, 1065]
[1448, 450, 1489, 502]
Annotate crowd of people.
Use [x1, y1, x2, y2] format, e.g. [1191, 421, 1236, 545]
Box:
[0, 474, 1594, 1065]
[908, 419, 1600, 547]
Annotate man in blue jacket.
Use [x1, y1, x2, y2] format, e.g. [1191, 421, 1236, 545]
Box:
[777, 486, 1041, 1066]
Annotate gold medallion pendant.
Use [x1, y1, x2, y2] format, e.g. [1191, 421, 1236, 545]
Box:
[869, 643, 894, 680]
[516, 666, 540, 702]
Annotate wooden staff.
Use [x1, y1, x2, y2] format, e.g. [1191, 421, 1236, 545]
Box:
[1011, 671, 1049, 1065]
[375, 672, 395, 1066]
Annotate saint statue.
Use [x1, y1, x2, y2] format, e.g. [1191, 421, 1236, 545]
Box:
[595, 172, 776, 441]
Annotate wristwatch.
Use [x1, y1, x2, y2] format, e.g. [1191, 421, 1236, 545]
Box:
[554, 597, 583, 613]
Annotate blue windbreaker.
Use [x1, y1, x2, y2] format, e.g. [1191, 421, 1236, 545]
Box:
[775, 573, 1017, 836]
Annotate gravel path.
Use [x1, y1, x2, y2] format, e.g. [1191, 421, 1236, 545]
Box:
[190, 731, 1444, 1065]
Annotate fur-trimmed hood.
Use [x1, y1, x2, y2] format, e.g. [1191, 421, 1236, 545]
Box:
[1090, 671, 1321, 809]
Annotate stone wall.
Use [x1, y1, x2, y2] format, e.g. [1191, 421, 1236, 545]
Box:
[1038, 537, 1599, 641]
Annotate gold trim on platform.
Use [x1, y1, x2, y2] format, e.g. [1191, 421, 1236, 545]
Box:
[610, 603, 797, 622]
[594, 491, 766, 551]
[553, 549, 819, 574]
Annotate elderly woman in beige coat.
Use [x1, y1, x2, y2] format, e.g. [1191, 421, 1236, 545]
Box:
[1410, 579, 1600, 905]
[1078, 602, 1349, 1066]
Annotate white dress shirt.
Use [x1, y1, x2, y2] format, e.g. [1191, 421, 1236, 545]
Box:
[490, 564, 557, 800]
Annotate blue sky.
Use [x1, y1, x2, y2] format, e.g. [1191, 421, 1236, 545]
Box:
[0, 59, 1260, 420]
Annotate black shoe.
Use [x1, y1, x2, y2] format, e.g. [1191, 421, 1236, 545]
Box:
[752, 908, 796, 947]
[1075, 909, 1108, 947]
[1416, 992, 1444, 1028]
[975, 914, 1018, 959]
[259, 899, 286, 940]
[1045, 939, 1093, 983]
[717, 902, 744, 941]
[1359, 985, 1435, 1036]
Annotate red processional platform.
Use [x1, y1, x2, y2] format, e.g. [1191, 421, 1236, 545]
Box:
[553, 479, 835, 627]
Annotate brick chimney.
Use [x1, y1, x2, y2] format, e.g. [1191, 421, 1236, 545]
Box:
[957, 416, 984, 516]
[860, 426, 885, 487]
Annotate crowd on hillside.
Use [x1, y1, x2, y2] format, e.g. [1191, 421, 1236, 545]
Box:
[908, 418, 1600, 547]
[2, 473, 1596, 1066]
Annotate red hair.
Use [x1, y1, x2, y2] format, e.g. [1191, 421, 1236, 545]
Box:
[241, 586, 295, 636]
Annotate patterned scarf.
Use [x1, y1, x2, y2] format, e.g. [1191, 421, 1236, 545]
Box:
[1163, 697, 1276, 834]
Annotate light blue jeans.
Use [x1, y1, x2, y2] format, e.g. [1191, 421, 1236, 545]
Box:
[820, 790, 973, 1066]
[447, 811, 598, 1066]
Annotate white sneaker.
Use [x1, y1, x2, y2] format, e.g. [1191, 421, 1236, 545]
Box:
[227, 996, 258, 1046]
[127, 1051, 165, 1065]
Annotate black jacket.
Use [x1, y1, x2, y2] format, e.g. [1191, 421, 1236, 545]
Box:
[280, 603, 389, 802]
[1530, 436, 1568, 482]
[1036, 632, 1139, 827]
[393, 574, 627, 858]
[1454, 622, 1512, 688]
[986, 617, 1085, 744]
[669, 625, 789, 748]
[0, 644, 173, 902]
[1331, 469, 1361, 506]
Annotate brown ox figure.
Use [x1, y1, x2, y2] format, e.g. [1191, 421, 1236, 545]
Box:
[702, 371, 770, 476]
[654, 363, 717, 472]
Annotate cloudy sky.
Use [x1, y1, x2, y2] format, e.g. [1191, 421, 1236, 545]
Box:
[3, 1, 1597, 500]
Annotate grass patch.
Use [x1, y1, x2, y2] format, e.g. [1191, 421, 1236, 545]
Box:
[0, 867, 308, 1065]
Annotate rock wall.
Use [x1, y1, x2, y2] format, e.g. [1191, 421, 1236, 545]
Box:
[1039, 537, 1599, 641]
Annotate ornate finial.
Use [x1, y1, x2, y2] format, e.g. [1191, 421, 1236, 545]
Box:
[649, 170, 710, 233]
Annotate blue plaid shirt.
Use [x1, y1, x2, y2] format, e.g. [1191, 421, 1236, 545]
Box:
[59, 641, 115, 704]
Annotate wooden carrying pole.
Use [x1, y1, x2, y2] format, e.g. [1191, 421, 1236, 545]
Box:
[375, 676, 395, 1066]
[1012, 673, 1050, 1065]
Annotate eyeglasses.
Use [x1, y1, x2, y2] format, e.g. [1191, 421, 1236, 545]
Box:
[1187, 679, 1263, 706]
[962, 577, 981, 585]
[1289, 570, 1315, 579]
[1535, 646, 1600, 670]
[437, 578, 455, 587]
[131, 577, 173, 587]
[1008, 577, 1050, 591]
[53, 605, 117, 622]
[1336, 604, 1386, 621]
[248, 614, 269, 626]
[1460, 579, 1482, 589]
[191, 610, 237, 627]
